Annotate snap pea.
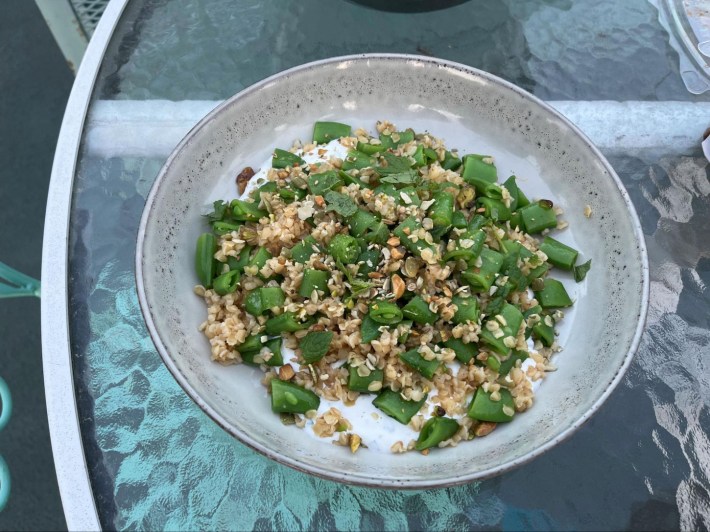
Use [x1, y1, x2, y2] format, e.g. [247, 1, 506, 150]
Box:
[574, 259, 592, 282]
[441, 150, 462, 171]
[347, 365, 384, 393]
[231, 199, 267, 222]
[479, 302, 524, 355]
[467, 387, 515, 423]
[212, 221, 242, 235]
[442, 337, 478, 364]
[272, 148, 305, 169]
[291, 236, 320, 264]
[461, 247, 504, 292]
[393, 216, 437, 258]
[348, 208, 379, 237]
[369, 299, 403, 325]
[502, 175, 529, 211]
[465, 176, 503, 200]
[356, 248, 381, 278]
[397, 186, 422, 207]
[213, 269, 240, 296]
[539, 236, 579, 271]
[329, 234, 360, 264]
[299, 268, 329, 298]
[423, 147, 438, 163]
[247, 247, 272, 277]
[264, 312, 311, 335]
[412, 144, 427, 167]
[451, 295, 479, 324]
[462, 155, 497, 183]
[477, 197, 511, 222]
[278, 186, 307, 203]
[498, 350, 528, 375]
[372, 389, 427, 425]
[415, 417, 460, 451]
[313, 121, 351, 144]
[401, 295, 438, 325]
[270, 379, 320, 414]
[532, 319, 555, 347]
[430, 191, 454, 229]
[356, 141, 384, 156]
[244, 287, 285, 316]
[399, 349, 440, 379]
[451, 210, 468, 229]
[255, 181, 278, 200]
[363, 221, 390, 245]
[534, 278, 573, 308]
[442, 229, 485, 264]
[360, 314, 383, 343]
[341, 150, 376, 171]
[195, 233, 217, 287]
[520, 201, 558, 234]
[241, 337, 284, 367]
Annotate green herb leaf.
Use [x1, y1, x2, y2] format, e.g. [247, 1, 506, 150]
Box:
[325, 190, 358, 218]
[380, 170, 418, 185]
[378, 153, 413, 175]
[573, 259, 592, 282]
[350, 279, 374, 297]
[205, 200, 228, 223]
[299, 331, 334, 363]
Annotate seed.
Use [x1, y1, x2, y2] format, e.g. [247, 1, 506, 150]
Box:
[387, 236, 401, 247]
[391, 274, 406, 300]
[350, 434, 362, 453]
[367, 380, 382, 392]
[314, 195, 325, 207]
[474, 422, 497, 437]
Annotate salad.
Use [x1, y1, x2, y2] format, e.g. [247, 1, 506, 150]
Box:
[193, 120, 590, 454]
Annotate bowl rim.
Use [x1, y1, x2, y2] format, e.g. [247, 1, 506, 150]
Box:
[135, 53, 650, 488]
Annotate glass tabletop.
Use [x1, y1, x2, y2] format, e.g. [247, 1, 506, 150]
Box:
[55, 0, 710, 529]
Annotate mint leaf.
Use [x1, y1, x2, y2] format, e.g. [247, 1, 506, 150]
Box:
[380, 170, 418, 185]
[325, 190, 358, 218]
[573, 259, 592, 282]
[205, 200, 228, 222]
[299, 331, 334, 363]
[378, 153, 413, 175]
[350, 279, 374, 296]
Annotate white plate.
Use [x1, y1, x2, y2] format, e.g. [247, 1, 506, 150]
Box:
[136, 54, 649, 488]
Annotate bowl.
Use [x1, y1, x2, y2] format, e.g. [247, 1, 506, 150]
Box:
[136, 54, 648, 487]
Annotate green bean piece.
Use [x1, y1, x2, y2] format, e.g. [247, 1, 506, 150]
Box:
[486, 354, 501, 372]
[479, 303, 524, 355]
[402, 295, 438, 325]
[272, 148, 305, 169]
[415, 417, 460, 451]
[502, 176, 530, 211]
[430, 191, 454, 229]
[237, 333, 265, 354]
[348, 209, 379, 237]
[341, 150, 376, 171]
[398, 320, 413, 343]
[498, 350, 528, 375]
[212, 221, 242, 235]
[260, 287, 286, 311]
[231, 199, 267, 222]
[313, 121, 351, 144]
[247, 247, 272, 277]
[467, 387, 515, 423]
[213, 269, 240, 296]
[372, 389, 427, 425]
[329, 234, 360, 264]
[442, 229, 486, 264]
[307, 170, 342, 196]
[360, 314, 383, 343]
[423, 147, 438, 163]
[397, 186, 422, 207]
[534, 278, 573, 308]
[468, 214, 487, 231]
[451, 295, 479, 324]
[443, 337, 479, 364]
[299, 268, 329, 298]
[393, 216, 438, 258]
[347, 365, 384, 393]
[227, 245, 252, 273]
[241, 337, 284, 367]
[574, 259, 592, 282]
[477, 197, 512, 222]
[451, 210, 468, 229]
[356, 141, 383, 156]
[291, 236, 320, 264]
[255, 181, 278, 200]
[299, 331, 334, 363]
[369, 299, 403, 325]
[337, 169, 371, 189]
[278, 186, 307, 203]
[195, 233, 217, 287]
[520, 201, 558, 234]
[265, 312, 312, 335]
[532, 320, 555, 347]
[465, 176, 503, 200]
[509, 211, 523, 231]
[244, 289, 265, 316]
[411, 145, 426, 167]
[399, 349, 441, 379]
[540, 236, 579, 270]
[270, 379, 320, 414]
[441, 150, 462, 171]
[462, 155, 497, 183]
[461, 247, 504, 292]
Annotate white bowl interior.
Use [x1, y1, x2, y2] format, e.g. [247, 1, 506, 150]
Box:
[137, 55, 647, 486]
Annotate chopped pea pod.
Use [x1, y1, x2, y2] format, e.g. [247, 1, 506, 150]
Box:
[373, 389, 427, 425]
[534, 279, 573, 308]
[399, 349, 440, 379]
[272, 148, 305, 169]
[195, 233, 217, 287]
[313, 121, 351, 144]
[401, 295, 438, 325]
[540, 237, 579, 270]
[415, 417, 460, 451]
[329, 234, 361, 264]
[271, 379, 320, 414]
[347, 365, 384, 393]
[369, 299, 403, 325]
[467, 387, 515, 423]
[299, 268, 329, 298]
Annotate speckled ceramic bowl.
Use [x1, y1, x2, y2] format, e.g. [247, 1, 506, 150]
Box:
[136, 54, 648, 487]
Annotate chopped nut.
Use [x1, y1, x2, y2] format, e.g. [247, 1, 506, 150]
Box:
[391, 274, 405, 300]
[367, 272, 383, 279]
[474, 422, 497, 437]
[314, 195, 325, 207]
[278, 364, 295, 381]
[387, 236, 401, 247]
[584, 204, 593, 218]
[236, 167, 255, 195]
[350, 434, 362, 453]
[390, 247, 406, 260]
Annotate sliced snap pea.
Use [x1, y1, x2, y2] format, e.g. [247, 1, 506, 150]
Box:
[462, 155, 497, 183]
[347, 365, 384, 393]
[195, 233, 217, 287]
[540, 236, 579, 271]
[329, 234, 360, 264]
[430, 191, 454, 229]
[451, 210, 468, 229]
[465, 176, 503, 200]
[231, 199, 267, 222]
[412, 145, 427, 167]
[356, 141, 384, 156]
[442, 337, 479, 364]
[308, 170, 342, 196]
[265, 312, 311, 335]
[498, 350, 528, 375]
[348, 208, 379, 237]
[393, 216, 437, 258]
[520, 201, 558, 234]
[247, 247, 272, 278]
[341, 150, 376, 171]
[227, 245, 253, 273]
[479, 302, 524, 355]
[461, 247, 504, 292]
[299, 268, 329, 298]
[534, 279, 573, 308]
[291, 236, 320, 264]
[212, 221, 242, 235]
[451, 295, 479, 325]
[270, 379, 320, 414]
[272, 148, 305, 169]
[372, 389, 427, 425]
[313, 121, 351, 144]
[441, 150, 462, 171]
[401, 295, 438, 325]
[241, 337, 284, 367]
[532, 319, 555, 347]
[356, 248, 381, 278]
[415, 417, 460, 451]
[399, 349, 440, 379]
[467, 387, 515, 423]
[213, 269, 240, 296]
[502, 175, 530, 211]
[369, 299, 403, 325]
[477, 197, 511, 222]
[244, 287, 285, 317]
[442, 229, 485, 264]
